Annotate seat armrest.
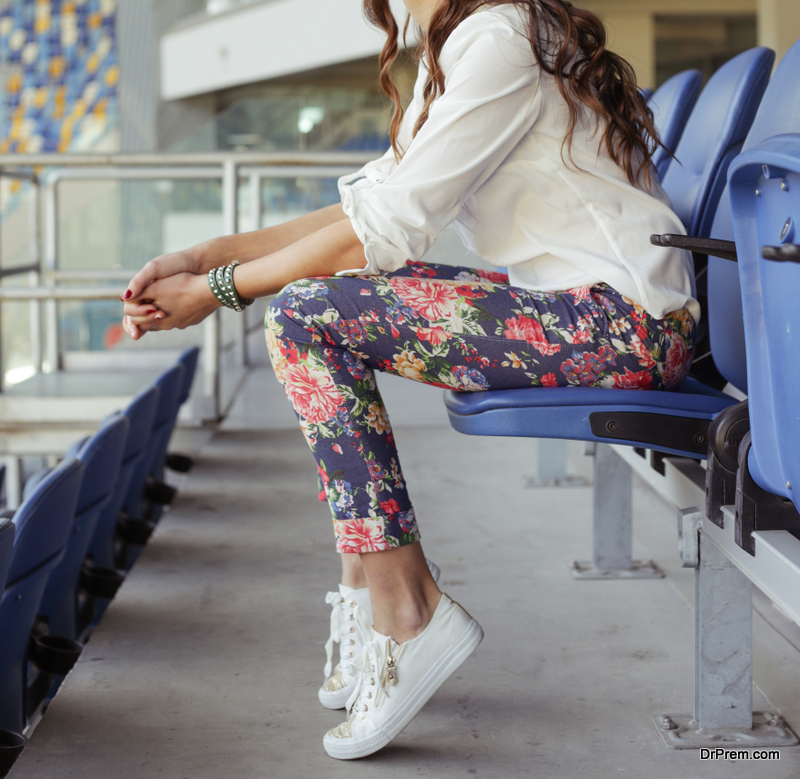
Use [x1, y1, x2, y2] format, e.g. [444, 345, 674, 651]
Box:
[650, 233, 738, 261]
[762, 243, 800, 263]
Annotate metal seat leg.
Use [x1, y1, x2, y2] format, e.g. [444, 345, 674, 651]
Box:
[655, 528, 797, 748]
[525, 439, 589, 487]
[571, 444, 663, 579]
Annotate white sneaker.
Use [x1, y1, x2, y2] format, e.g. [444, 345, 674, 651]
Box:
[318, 560, 441, 711]
[323, 593, 483, 760]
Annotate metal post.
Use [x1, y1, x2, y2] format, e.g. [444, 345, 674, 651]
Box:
[223, 160, 247, 372]
[571, 443, 663, 579]
[654, 530, 797, 748]
[203, 313, 220, 419]
[0, 178, 3, 392]
[694, 535, 752, 730]
[199, 160, 241, 419]
[222, 160, 238, 237]
[29, 177, 42, 373]
[249, 172, 260, 232]
[44, 178, 59, 373]
[3, 456, 21, 510]
[0, 169, 3, 393]
[242, 172, 262, 368]
[537, 439, 567, 483]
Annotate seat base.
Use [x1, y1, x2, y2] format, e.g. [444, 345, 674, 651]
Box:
[570, 559, 664, 580]
[445, 379, 737, 459]
[653, 711, 798, 750]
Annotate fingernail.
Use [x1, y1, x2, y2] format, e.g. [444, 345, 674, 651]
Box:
[122, 290, 132, 300]
[154, 314, 164, 320]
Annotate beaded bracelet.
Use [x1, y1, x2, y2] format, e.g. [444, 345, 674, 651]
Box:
[207, 261, 254, 313]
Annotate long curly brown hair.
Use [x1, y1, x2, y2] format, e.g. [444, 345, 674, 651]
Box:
[363, 0, 661, 187]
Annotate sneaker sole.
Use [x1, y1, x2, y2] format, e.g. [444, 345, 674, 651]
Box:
[318, 677, 358, 710]
[323, 615, 484, 759]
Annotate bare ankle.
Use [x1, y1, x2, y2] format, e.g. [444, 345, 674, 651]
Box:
[373, 589, 442, 644]
[340, 553, 368, 589]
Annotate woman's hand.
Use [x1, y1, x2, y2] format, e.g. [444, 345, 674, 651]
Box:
[121, 249, 200, 303]
[122, 272, 221, 340]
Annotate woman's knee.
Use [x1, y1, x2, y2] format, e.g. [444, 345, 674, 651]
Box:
[271, 280, 309, 317]
[264, 283, 321, 373]
[266, 281, 321, 337]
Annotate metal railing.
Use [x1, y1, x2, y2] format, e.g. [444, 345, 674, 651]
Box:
[0, 151, 374, 419]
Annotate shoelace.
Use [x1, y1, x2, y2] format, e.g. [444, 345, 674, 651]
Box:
[323, 590, 371, 679]
[346, 637, 404, 715]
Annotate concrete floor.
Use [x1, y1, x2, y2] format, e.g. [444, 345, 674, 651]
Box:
[10, 368, 800, 778]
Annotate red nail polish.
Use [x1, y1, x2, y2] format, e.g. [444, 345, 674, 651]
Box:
[122, 290, 132, 300]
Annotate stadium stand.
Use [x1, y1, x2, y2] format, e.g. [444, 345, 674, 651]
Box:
[0, 0, 117, 207]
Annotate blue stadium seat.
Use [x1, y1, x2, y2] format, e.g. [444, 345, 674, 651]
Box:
[646, 48, 772, 390]
[706, 39, 800, 394]
[87, 385, 159, 572]
[648, 69, 702, 180]
[0, 458, 82, 735]
[727, 134, 800, 554]
[116, 364, 184, 561]
[176, 346, 200, 408]
[0, 519, 13, 597]
[134, 362, 184, 508]
[0, 519, 13, 753]
[37, 415, 129, 641]
[164, 346, 201, 474]
[661, 47, 774, 238]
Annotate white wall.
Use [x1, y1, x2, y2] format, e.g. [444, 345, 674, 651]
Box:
[161, 0, 409, 100]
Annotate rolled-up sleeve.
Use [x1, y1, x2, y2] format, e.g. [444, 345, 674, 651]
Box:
[336, 12, 542, 276]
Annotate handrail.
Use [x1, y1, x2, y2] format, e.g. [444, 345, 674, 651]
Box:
[0, 169, 38, 181]
[49, 270, 139, 281]
[0, 151, 376, 167]
[0, 264, 40, 279]
[0, 287, 124, 300]
[43, 165, 362, 182]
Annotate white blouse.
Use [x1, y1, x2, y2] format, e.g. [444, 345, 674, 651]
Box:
[337, 4, 700, 323]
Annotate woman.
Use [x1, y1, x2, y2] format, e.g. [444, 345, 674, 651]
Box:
[121, 0, 697, 760]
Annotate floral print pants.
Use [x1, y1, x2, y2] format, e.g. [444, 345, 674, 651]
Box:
[264, 261, 695, 554]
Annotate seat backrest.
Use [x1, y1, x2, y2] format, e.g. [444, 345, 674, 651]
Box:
[728, 134, 800, 507]
[648, 69, 702, 180]
[121, 384, 160, 465]
[37, 416, 130, 638]
[177, 346, 200, 406]
[152, 363, 185, 430]
[0, 459, 82, 732]
[87, 387, 159, 569]
[122, 364, 183, 517]
[5, 458, 83, 587]
[74, 414, 130, 516]
[148, 361, 185, 477]
[0, 519, 14, 592]
[662, 47, 774, 237]
[708, 40, 800, 393]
